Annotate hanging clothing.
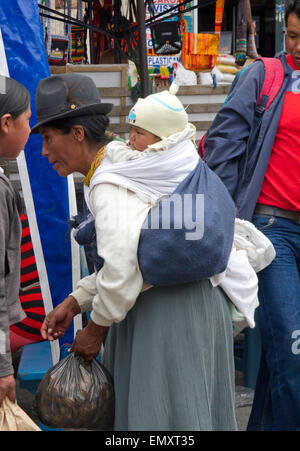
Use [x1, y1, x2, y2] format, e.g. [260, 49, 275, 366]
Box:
[235, 0, 247, 66]
[10, 213, 46, 345]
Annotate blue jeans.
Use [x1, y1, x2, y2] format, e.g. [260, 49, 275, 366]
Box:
[247, 214, 300, 431]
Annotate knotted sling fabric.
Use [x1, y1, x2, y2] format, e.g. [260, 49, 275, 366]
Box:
[85, 128, 199, 207]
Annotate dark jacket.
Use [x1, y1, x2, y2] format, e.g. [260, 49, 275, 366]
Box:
[0, 172, 26, 377]
[204, 51, 291, 221]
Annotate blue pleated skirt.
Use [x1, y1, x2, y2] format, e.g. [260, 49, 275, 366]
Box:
[102, 279, 237, 431]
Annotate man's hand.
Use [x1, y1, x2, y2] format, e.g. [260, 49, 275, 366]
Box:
[70, 321, 108, 362]
[0, 374, 16, 406]
[40, 296, 81, 341]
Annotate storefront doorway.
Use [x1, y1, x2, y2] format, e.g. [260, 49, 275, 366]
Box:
[197, 0, 276, 57]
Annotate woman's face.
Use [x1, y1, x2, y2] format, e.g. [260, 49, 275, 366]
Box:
[40, 126, 84, 177]
[0, 106, 31, 159]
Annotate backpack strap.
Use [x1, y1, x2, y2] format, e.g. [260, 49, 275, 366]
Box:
[239, 57, 284, 187]
[255, 57, 285, 116]
[248, 57, 284, 144]
[200, 57, 285, 160]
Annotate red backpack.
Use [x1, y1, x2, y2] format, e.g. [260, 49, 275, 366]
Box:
[199, 57, 285, 159]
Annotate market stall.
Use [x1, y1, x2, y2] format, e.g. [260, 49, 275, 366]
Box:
[39, 2, 226, 81]
[40, 0, 241, 140]
[39, 0, 264, 109]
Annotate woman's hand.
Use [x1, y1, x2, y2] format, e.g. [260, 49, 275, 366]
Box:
[70, 320, 108, 362]
[0, 374, 16, 406]
[40, 296, 81, 341]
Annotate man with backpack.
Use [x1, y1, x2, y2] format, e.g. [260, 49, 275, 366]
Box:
[204, 0, 300, 431]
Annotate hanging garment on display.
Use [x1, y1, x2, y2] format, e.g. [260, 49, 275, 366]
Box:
[181, 0, 225, 71]
[71, 0, 85, 63]
[215, 0, 225, 34]
[92, 0, 113, 64]
[235, 0, 248, 66]
[48, 35, 69, 65]
[117, 0, 139, 63]
[45, 0, 72, 65]
[71, 26, 85, 63]
[246, 0, 258, 58]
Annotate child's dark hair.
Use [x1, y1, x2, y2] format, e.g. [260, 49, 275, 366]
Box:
[285, 0, 300, 25]
[44, 114, 111, 145]
[0, 75, 30, 119]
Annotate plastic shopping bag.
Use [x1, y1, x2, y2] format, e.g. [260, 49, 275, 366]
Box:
[34, 353, 114, 430]
[0, 397, 41, 431]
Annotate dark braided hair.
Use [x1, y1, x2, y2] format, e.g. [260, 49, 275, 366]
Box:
[0, 75, 30, 120]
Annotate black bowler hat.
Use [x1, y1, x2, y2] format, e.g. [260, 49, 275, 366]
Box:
[31, 73, 113, 134]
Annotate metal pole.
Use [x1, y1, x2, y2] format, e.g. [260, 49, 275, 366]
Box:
[275, 0, 285, 54]
[88, 0, 94, 64]
[114, 0, 121, 63]
[232, 6, 236, 55]
[193, 0, 198, 34]
[136, 0, 149, 97]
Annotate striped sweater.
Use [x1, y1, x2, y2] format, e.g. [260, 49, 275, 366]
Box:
[10, 213, 46, 340]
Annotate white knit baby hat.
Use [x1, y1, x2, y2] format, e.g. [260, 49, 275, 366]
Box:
[128, 83, 188, 138]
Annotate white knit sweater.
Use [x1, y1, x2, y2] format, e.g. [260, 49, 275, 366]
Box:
[71, 182, 151, 327]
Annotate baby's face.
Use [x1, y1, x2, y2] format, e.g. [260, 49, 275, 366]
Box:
[129, 125, 160, 151]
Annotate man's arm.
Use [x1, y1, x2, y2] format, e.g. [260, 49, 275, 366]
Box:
[204, 62, 265, 198]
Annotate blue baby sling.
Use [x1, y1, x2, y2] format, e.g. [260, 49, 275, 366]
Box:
[138, 159, 235, 286]
[69, 159, 235, 286]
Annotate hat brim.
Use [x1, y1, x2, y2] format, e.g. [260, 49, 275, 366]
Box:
[30, 102, 113, 134]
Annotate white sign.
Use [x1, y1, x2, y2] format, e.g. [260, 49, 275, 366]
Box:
[146, 0, 181, 67]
